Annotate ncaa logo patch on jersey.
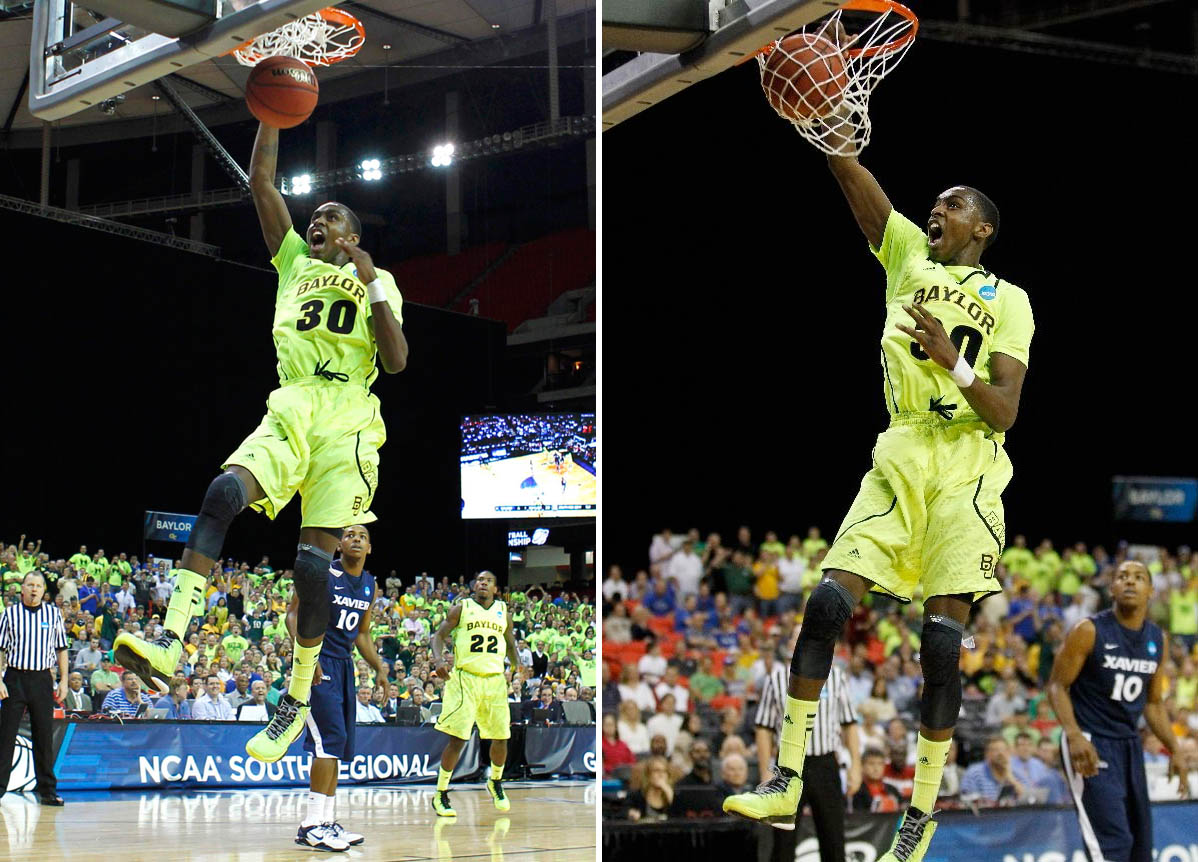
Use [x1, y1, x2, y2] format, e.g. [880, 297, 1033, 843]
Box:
[979, 284, 997, 301]
[1148, 641, 1158, 655]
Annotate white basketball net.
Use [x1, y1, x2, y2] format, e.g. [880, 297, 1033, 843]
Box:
[756, 5, 916, 156]
[232, 10, 364, 67]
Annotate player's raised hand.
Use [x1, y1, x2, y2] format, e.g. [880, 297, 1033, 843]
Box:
[898, 304, 959, 372]
[334, 236, 377, 283]
[1066, 730, 1100, 778]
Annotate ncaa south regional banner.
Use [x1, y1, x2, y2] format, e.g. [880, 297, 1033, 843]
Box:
[143, 510, 198, 543]
[523, 725, 596, 777]
[51, 721, 480, 790]
[790, 803, 1198, 862]
[1111, 476, 1198, 523]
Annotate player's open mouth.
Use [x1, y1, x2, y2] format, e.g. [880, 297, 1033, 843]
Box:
[309, 228, 326, 249]
[927, 221, 943, 244]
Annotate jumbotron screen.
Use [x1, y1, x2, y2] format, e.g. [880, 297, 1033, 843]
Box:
[460, 413, 597, 519]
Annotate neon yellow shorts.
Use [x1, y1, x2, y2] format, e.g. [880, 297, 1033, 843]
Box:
[223, 379, 385, 529]
[434, 670, 511, 741]
[822, 414, 1011, 602]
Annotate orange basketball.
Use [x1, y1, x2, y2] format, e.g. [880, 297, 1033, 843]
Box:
[245, 56, 319, 129]
[761, 32, 847, 122]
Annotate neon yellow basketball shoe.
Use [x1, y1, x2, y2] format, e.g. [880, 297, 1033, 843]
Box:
[721, 766, 802, 829]
[245, 693, 308, 762]
[113, 631, 181, 695]
[487, 778, 511, 811]
[878, 807, 938, 862]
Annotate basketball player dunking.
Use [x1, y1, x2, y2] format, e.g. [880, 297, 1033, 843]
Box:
[1049, 561, 1193, 862]
[722, 110, 1035, 862]
[430, 571, 519, 817]
[113, 121, 408, 765]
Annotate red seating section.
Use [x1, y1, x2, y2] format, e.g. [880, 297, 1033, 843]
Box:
[382, 229, 595, 334]
[388, 241, 506, 309]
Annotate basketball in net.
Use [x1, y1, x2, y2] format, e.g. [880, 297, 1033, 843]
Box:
[760, 33, 848, 122]
[245, 56, 319, 129]
[753, 0, 919, 155]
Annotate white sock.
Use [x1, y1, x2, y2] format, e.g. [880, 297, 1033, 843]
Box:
[323, 793, 336, 825]
[303, 791, 324, 827]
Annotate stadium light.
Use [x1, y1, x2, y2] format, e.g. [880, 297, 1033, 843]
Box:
[431, 143, 455, 167]
[359, 158, 382, 182]
[287, 173, 312, 195]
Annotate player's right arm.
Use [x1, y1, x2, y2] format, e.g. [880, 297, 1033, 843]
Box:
[1047, 619, 1100, 777]
[826, 154, 893, 250]
[248, 123, 293, 257]
[431, 603, 462, 678]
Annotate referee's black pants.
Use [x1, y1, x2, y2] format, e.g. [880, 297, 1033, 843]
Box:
[769, 752, 846, 862]
[0, 669, 58, 797]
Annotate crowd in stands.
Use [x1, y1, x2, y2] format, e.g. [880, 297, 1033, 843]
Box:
[1, 534, 597, 726]
[602, 527, 1198, 821]
[461, 414, 596, 463]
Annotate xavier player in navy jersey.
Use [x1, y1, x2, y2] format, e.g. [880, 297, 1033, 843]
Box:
[291, 524, 389, 852]
[1048, 561, 1193, 862]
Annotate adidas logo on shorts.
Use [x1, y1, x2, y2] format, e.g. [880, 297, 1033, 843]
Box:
[848, 549, 861, 559]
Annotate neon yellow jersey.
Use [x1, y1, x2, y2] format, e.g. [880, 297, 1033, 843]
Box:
[453, 597, 507, 675]
[874, 211, 1034, 438]
[1170, 591, 1198, 636]
[271, 228, 404, 389]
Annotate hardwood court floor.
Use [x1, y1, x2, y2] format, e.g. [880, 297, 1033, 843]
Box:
[0, 781, 596, 861]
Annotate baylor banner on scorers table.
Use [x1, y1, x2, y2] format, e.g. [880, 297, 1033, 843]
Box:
[48, 721, 479, 790]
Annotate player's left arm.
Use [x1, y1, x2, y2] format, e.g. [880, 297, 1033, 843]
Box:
[333, 238, 408, 374]
[504, 614, 520, 671]
[898, 302, 1027, 433]
[1144, 635, 1191, 797]
[354, 606, 389, 687]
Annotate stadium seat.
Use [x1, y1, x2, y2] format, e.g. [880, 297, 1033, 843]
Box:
[648, 617, 673, 636]
[623, 641, 647, 662]
[709, 695, 743, 712]
[562, 701, 592, 724]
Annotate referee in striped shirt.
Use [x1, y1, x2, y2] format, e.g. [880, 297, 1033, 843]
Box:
[0, 571, 68, 805]
[755, 646, 860, 862]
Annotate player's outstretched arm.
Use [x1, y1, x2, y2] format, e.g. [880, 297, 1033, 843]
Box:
[1047, 619, 1100, 777]
[248, 123, 293, 257]
[431, 604, 462, 676]
[1144, 636, 1191, 798]
[826, 151, 892, 249]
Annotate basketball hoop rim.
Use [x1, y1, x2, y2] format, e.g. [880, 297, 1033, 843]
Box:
[840, 0, 918, 59]
[747, 0, 918, 65]
[225, 6, 366, 66]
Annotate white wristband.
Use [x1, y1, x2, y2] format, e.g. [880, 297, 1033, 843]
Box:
[366, 278, 387, 304]
[950, 355, 976, 389]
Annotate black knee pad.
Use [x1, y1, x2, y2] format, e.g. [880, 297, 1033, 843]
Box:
[793, 579, 854, 679]
[185, 472, 249, 559]
[293, 544, 334, 639]
[919, 616, 965, 730]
